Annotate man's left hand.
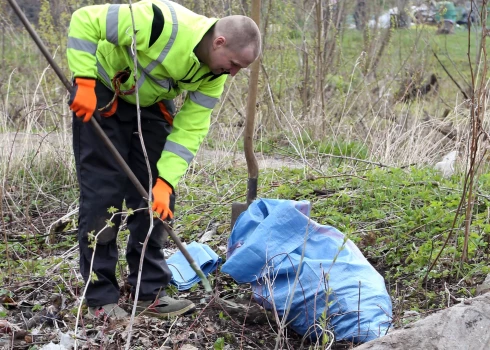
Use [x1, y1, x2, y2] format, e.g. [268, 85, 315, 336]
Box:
[152, 178, 174, 220]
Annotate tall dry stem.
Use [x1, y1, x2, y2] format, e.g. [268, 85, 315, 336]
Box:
[461, 0, 488, 262]
[124, 2, 156, 349]
[425, 1, 489, 278]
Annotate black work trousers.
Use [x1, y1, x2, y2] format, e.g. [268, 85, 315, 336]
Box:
[73, 81, 174, 307]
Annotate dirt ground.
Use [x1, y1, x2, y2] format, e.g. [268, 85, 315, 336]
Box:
[0, 250, 355, 350]
[0, 131, 304, 171]
[1, 131, 337, 349]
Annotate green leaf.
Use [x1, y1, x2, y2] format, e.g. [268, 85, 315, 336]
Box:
[107, 206, 118, 214]
[90, 272, 98, 282]
[214, 337, 225, 350]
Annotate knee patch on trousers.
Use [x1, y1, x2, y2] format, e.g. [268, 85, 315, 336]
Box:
[83, 216, 119, 245]
[96, 226, 118, 244]
[82, 215, 120, 245]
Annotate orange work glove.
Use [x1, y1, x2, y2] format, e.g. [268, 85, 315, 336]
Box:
[152, 178, 175, 220]
[69, 78, 97, 122]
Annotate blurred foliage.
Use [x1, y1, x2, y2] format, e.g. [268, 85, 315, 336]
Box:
[1, 0, 488, 140]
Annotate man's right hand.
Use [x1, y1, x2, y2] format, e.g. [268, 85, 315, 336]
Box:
[69, 78, 97, 122]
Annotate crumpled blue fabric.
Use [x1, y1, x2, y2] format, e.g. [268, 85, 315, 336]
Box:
[167, 242, 221, 291]
[221, 198, 392, 342]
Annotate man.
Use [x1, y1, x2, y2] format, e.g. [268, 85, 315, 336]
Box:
[67, 0, 260, 320]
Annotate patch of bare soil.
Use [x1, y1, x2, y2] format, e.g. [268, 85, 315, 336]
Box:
[0, 132, 303, 170]
[1, 273, 357, 349]
[0, 132, 72, 160]
[194, 148, 305, 170]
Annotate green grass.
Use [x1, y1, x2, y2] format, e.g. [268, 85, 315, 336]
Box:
[262, 24, 489, 112]
[1, 4, 489, 345]
[177, 161, 490, 320]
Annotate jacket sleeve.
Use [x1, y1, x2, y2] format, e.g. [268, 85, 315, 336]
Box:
[67, 2, 155, 78]
[156, 74, 227, 188]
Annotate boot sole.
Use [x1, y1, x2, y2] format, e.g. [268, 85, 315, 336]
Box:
[137, 302, 196, 318]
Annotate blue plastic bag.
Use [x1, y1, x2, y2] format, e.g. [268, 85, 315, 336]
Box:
[167, 242, 221, 290]
[221, 199, 392, 342]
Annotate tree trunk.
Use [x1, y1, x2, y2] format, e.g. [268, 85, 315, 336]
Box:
[354, 0, 367, 30]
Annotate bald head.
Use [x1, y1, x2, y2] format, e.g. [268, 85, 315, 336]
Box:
[195, 15, 261, 76]
[214, 15, 261, 60]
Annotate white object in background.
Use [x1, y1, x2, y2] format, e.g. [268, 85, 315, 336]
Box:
[39, 342, 65, 350]
[434, 151, 457, 177]
[368, 7, 399, 28]
[39, 331, 75, 350]
[59, 331, 75, 349]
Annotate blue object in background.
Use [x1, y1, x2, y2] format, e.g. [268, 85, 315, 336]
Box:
[221, 199, 392, 343]
[167, 241, 221, 290]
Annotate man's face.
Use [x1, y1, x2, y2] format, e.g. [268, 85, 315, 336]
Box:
[207, 36, 256, 77]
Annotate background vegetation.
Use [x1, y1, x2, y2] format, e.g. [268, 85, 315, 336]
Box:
[1, 0, 489, 349]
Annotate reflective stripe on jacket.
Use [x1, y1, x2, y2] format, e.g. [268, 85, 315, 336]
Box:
[67, 0, 227, 188]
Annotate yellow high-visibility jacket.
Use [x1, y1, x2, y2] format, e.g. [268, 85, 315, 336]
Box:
[67, 0, 227, 188]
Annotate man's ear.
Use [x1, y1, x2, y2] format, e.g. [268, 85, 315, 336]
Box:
[213, 36, 226, 49]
